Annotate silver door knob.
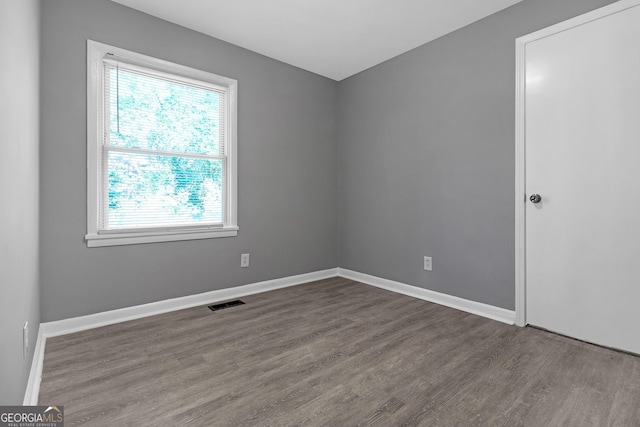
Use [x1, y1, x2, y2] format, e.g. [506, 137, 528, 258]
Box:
[529, 194, 542, 203]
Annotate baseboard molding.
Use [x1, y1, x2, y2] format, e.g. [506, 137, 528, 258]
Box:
[22, 326, 46, 405]
[23, 268, 338, 404]
[337, 268, 515, 325]
[41, 268, 339, 338]
[24, 266, 515, 404]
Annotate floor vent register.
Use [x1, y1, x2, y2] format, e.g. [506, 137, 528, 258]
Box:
[208, 300, 246, 311]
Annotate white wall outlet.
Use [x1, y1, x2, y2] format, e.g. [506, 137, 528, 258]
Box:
[23, 322, 29, 359]
[424, 256, 433, 271]
[240, 253, 250, 268]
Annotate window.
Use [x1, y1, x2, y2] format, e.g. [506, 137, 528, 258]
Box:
[86, 41, 237, 247]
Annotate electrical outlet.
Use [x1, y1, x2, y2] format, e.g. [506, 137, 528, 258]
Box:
[240, 253, 250, 268]
[23, 322, 29, 359]
[424, 256, 433, 271]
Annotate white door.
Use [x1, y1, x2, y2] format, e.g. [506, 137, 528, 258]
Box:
[521, 0, 640, 354]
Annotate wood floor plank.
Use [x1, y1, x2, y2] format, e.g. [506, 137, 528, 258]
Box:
[38, 278, 640, 426]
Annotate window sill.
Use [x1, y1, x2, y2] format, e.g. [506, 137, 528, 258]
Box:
[85, 226, 238, 247]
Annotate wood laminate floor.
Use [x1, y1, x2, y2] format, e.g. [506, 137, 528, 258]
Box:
[39, 278, 640, 426]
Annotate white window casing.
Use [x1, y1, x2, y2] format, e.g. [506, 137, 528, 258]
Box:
[86, 40, 238, 247]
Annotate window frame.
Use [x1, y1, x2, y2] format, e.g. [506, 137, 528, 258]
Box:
[86, 40, 238, 247]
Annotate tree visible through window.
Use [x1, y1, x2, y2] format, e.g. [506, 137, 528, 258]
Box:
[105, 64, 226, 229]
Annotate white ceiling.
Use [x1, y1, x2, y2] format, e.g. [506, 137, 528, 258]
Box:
[111, 0, 523, 81]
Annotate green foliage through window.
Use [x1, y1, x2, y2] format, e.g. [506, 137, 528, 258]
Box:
[104, 64, 226, 229]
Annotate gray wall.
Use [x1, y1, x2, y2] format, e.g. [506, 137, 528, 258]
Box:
[37, 0, 621, 323]
[338, 0, 617, 310]
[40, 0, 338, 321]
[0, 0, 41, 404]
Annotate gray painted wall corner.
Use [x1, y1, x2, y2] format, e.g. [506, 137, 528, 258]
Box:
[337, 0, 618, 310]
[3, 2, 627, 405]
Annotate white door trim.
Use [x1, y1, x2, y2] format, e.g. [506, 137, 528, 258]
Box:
[514, 0, 640, 327]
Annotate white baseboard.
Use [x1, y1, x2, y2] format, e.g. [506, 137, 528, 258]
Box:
[22, 326, 46, 405]
[23, 268, 338, 404]
[41, 268, 339, 338]
[337, 268, 515, 325]
[24, 266, 515, 405]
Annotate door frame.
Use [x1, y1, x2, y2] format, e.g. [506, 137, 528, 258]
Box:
[514, 0, 640, 327]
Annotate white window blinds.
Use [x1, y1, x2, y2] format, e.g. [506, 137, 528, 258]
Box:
[101, 59, 229, 232]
